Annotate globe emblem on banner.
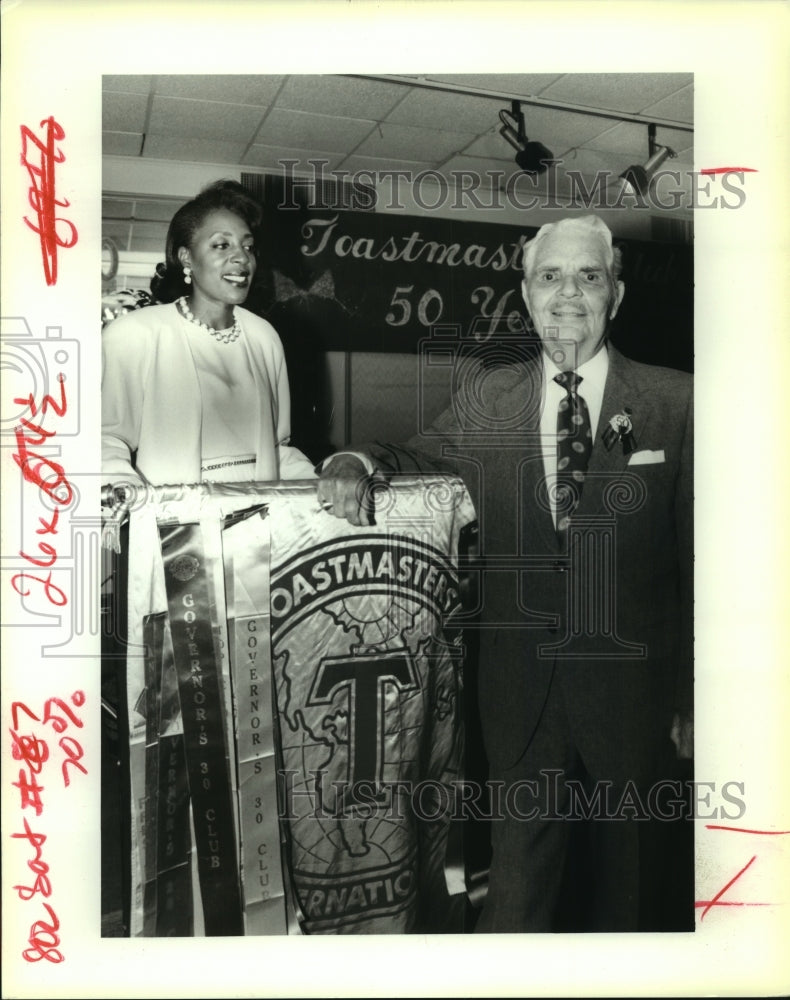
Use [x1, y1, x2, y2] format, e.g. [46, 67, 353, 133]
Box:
[271, 573, 462, 932]
[168, 554, 200, 582]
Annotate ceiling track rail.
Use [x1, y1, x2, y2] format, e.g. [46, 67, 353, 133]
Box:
[348, 74, 694, 133]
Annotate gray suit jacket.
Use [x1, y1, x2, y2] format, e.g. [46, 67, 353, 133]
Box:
[364, 345, 693, 781]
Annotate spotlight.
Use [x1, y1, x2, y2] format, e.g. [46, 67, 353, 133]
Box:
[498, 101, 555, 176]
[617, 123, 677, 196]
[515, 141, 556, 175]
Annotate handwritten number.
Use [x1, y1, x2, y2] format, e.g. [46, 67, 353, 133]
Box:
[22, 903, 63, 963]
[14, 373, 68, 419]
[17, 418, 56, 446]
[11, 572, 68, 607]
[10, 731, 49, 773]
[11, 694, 85, 963]
[58, 737, 87, 786]
[43, 696, 84, 733]
[11, 377, 72, 608]
[11, 702, 40, 730]
[13, 427, 73, 506]
[19, 542, 57, 569]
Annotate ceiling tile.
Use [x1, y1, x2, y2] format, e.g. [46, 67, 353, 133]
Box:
[103, 132, 144, 156]
[103, 75, 153, 95]
[385, 88, 503, 133]
[655, 126, 693, 161]
[102, 92, 148, 133]
[337, 154, 434, 176]
[464, 103, 615, 162]
[256, 108, 376, 153]
[519, 105, 619, 154]
[355, 122, 478, 162]
[149, 96, 265, 141]
[276, 74, 405, 119]
[583, 120, 694, 165]
[642, 84, 694, 124]
[583, 120, 656, 157]
[435, 154, 519, 188]
[143, 134, 247, 164]
[462, 131, 521, 163]
[435, 155, 580, 202]
[557, 146, 637, 179]
[523, 105, 625, 151]
[243, 144, 345, 171]
[99, 72, 695, 218]
[154, 74, 285, 106]
[541, 73, 694, 116]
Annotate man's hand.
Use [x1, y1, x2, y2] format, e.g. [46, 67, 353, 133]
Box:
[670, 711, 694, 760]
[317, 453, 376, 526]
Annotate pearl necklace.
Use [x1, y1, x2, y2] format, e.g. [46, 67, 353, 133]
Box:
[177, 296, 241, 344]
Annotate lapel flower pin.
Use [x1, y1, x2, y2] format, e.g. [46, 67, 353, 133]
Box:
[603, 407, 637, 454]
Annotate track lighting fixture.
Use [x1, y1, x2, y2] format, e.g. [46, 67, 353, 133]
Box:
[498, 101, 555, 176]
[617, 123, 677, 196]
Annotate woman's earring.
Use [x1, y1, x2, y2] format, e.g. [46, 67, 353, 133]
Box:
[183, 266, 192, 285]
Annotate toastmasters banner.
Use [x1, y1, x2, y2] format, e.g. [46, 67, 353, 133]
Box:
[115, 477, 476, 936]
[245, 195, 693, 373]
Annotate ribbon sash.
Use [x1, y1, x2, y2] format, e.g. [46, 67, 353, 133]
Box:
[222, 507, 289, 935]
[141, 611, 194, 936]
[159, 521, 243, 935]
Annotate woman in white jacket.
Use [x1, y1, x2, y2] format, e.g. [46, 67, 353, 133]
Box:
[102, 179, 316, 493]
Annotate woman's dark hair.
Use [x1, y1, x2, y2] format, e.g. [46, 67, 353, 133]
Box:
[150, 179, 262, 302]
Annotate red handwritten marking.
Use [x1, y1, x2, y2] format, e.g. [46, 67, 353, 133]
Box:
[12, 818, 52, 900]
[23, 903, 63, 964]
[10, 730, 49, 772]
[15, 378, 69, 420]
[699, 854, 757, 920]
[705, 824, 790, 835]
[57, 736, 87, 787]
[10, 692, 87, 962]
[697, 823, 790, 921]
[13, 767, 46, 816]
[695, 901, 770, 908]
[11, 702, 40, 729]
[20, 117, 78, 286]
[11, 374, 72, 608]
[11, 572, 67, 607]
[699, 167, 758, 174]
[42, 692, 85, 733]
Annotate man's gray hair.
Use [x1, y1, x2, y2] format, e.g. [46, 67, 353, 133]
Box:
[522, 215, 623, 282]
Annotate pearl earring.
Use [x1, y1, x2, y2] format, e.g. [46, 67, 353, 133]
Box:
[183, 266, 192, 285]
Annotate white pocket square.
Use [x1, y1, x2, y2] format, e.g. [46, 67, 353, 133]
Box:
[628, 449, 665, 465]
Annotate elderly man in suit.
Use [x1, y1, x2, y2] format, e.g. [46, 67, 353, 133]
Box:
[319, 214, 693, 933]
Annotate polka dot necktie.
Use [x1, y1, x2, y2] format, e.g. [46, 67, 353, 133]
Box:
[554, 370, 593, 533]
